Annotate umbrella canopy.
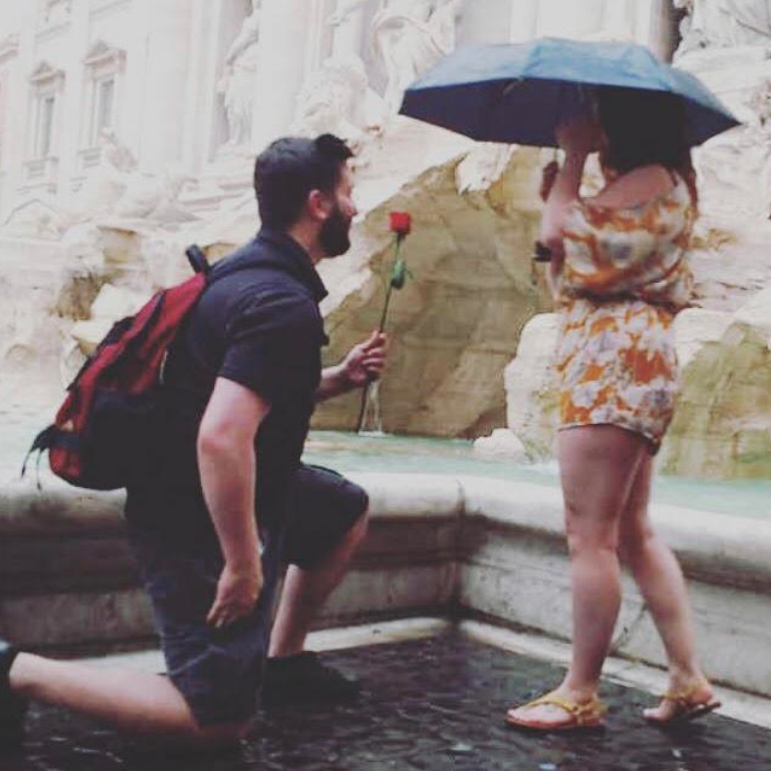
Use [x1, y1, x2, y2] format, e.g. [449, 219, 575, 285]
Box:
[400, 38, 740, 147]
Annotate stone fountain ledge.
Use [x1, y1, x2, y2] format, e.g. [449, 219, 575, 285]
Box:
[1, 472, 770, 699]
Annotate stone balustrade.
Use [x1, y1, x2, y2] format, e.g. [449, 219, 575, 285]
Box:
[1, 472, 771, 698]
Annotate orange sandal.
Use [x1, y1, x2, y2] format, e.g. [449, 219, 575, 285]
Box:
[505, 692, 607, 733]
[644, 684, 721, 727]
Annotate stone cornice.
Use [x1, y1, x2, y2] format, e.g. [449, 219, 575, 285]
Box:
[83, 39, 127, 73]
[0, 34, 20, 64]
[29, 60, 66, 89]
[90, 0, 133, 21]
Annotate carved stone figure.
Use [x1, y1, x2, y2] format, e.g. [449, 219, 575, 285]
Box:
[331, 0, 465, 114]
[749, 78, 771, 215]
[43, 0, 72, 26]
[675, 0, 771, 54]
[217, 0, 261, 151]
[100, 127, 137, 174]
[722, 0, 771, 46]
[112, 166, 196, 225]
[1, 198, 63, 240]
[291, 53, 386, 144]
[63, 129, 193, 228]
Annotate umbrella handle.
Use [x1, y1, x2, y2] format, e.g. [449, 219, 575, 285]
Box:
[533, 241, 552, 263]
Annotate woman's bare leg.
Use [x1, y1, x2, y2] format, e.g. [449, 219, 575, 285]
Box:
[618, 457, 715, 719]
[508, 425, 648, 727]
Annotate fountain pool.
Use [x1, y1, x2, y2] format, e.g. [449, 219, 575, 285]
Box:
[303, 431, 771, 522]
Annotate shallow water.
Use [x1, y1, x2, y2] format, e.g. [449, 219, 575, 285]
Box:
[1, 634, 768, 771]
[305, 431, 771, 522]
[3, 407, 770, 521]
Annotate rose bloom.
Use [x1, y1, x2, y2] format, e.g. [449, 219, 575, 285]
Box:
[389, 211, 412, 236]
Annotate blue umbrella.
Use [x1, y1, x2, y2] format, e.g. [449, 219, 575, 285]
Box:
[400, 38, 740, 147]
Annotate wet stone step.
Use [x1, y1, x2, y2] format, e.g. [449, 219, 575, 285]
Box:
[1, 633, 769, 771]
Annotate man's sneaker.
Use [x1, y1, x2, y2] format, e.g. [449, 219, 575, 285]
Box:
[0, 639, 27, 748]
[261, 651, 360, 707]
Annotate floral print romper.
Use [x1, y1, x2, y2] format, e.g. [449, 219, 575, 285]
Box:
[554, 174, 695, 451]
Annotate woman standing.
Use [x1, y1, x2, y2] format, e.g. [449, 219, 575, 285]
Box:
[506, 86, 719, 732]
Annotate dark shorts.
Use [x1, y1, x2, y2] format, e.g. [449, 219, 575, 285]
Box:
[126, 465, 368, 726]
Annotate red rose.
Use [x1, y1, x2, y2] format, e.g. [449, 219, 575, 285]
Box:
[389, 211, 412, 236]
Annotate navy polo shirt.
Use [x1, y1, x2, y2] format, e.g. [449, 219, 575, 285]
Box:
[145, 228, 329, 527]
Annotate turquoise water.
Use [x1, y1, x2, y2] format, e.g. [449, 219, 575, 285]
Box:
[304, 431, 771, 521]
[3, 412, 769, 521]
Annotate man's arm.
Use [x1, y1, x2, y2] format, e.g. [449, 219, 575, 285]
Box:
[197, 377, 270, 628]
[315, 330, 387, 402]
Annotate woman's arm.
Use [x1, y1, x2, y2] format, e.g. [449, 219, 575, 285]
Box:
[541, 149, 588, 290]
[539, 115, 597, 292]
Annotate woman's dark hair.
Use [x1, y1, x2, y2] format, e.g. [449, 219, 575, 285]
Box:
[595, 86, 698, 207]
[253, 133, 353, 230]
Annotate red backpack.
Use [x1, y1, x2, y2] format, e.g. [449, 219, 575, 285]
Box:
[24, 246, 212, 490]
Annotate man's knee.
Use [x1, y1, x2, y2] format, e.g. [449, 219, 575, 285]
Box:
[349, 506, 369, 544]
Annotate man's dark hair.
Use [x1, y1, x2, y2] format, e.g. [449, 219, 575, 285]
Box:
[253, 134, 353, 230]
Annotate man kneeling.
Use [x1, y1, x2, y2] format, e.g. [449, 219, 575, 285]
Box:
[0, 134, 386, 749]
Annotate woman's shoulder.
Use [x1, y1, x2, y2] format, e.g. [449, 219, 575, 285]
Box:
[582, 165, 678, 211]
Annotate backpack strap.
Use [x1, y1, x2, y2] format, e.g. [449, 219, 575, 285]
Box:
[185, 244, 211, 275]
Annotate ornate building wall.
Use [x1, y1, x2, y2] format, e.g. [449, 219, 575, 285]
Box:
[0, 0, 675, 224]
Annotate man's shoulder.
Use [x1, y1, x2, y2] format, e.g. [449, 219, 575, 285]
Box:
[199, 235, 324, 338]
[212, 238, 307, 294]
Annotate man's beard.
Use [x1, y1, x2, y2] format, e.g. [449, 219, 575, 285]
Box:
[319, 204, 352, 257]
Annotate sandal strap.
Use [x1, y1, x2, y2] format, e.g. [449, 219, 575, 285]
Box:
[662, 684, 698, 705]
[525, 693, 606, 724]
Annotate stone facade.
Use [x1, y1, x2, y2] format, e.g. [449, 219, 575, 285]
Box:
[0, 0, 674, 223]
[498, 0, 771, 477]
[0, 1, 690, 442]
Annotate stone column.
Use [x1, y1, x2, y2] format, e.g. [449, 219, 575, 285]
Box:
[536, 0, 606, 39]
[135, 0, 193, 172]
[7, 1, 37, 203]
[251, 0, 312, 153]
[636, 0, 680, 60]
[0, 40, 21, 221]
[462, 0, 514, 45]
[331, 0, 366, 57]
[181, 0, 216, 172]
[57, 0, 89, 200]
[509, 0, 540, 42]
[600, 0, 635, 40]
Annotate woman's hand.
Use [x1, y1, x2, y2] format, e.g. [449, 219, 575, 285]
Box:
[555, 113, 599, 157]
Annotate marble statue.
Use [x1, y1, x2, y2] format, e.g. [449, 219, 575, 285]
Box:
[217, 0, 261, 151]
[62, 128, 137, 227]
[722, 0, 771, 46]
[749, 78, 771, 215]
[1, 198, 63, 240]
[99, 127, 137, 175]
[112, 167, 195, 225]
[62, 129, 194, 228]
[291, 53, 386, 145]
[676, 0, 771, 53]
[43, 0, 72, 26]
[331, 0, 465, 114]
